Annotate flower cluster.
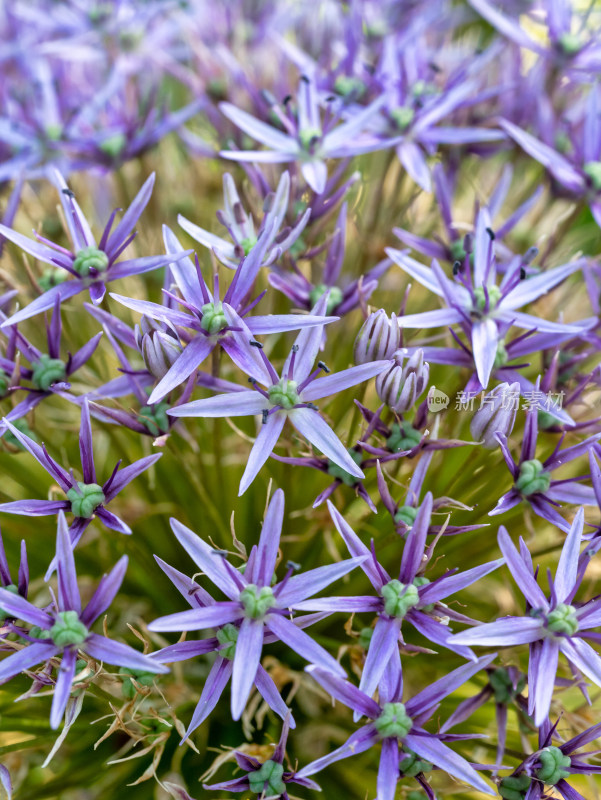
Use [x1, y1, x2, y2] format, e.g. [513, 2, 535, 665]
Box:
[0, 2, 601, 800]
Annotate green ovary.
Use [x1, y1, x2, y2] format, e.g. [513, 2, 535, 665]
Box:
[498, 774, 532, 800]
[99, 133, 127, 158]
[299, 127, 322, 151]
[535, 746, 571, 785]
[200, 302, 228, 335]
[584, 161, 601, 192]
[358, 627, 373, 649]
[390, 106, 414, 131]
[327, 450, 362, 486]
[308, 283, 343, 314]
[546, 603, 579, 636]
[49, 610, 88, 648]
[268, 378, 300, 410]
[31, 355, 67, 391]
[381, 580, 419, 619]
[494, 341, 508, 369]
[374, 702, 412, 739]
[399, 748, 433, 778]
[515, 459, 550, 496]
[67, 482, 105, 518]
[39, 268, 69, 292]
[334, 75, 365, 99]
[239, 236, 257, 255]
[216, 623, 239, 659]
[240, 584, 275, 619]
[0, 584, 19, 621]
[386, 422, 422, 452]
[72, 247, 109, 277]
[473, 284, 502, 313]
[559, 32, 582, 55]
[138, 402, 170, 436]
[248, 760, 286, 796]
[489, 668, 525, 704]
[394, 505, 418, 526]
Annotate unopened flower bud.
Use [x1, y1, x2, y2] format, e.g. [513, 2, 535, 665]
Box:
[135, 317, 183, 379]
[376, 349, 429, 413]
[354, 310, 400, 365]
[470, 382, 519, 448]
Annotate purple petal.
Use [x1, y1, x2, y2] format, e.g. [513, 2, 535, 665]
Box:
[148, 603, 243, 632]
[419, 559, 504, 605]
[327, 501, 386, 590]
[0, 281, 83, 327]
[497, 527, 548, 609]
[289, 408, 364, 478]
[276, 557, 367, 607]
[239, 412, 287, 496]
[56, 512, 81, 614]
[555, 508, 584, 603]
[531, 636, 560, 726]
[560, 636, 601, 688]
[404, 734, 494, 795]
[81, 556, 128, 626]
[301, 361, 390, 402]
[266, 613, 345, 676]
[0, 640, 58, 683]
[106, 173, 155, 259]
[407, 655, 496, 717]
[253, 488, 284, 586]
[78, 399, 95, 484]
[359, 616, 401, 701]
[451, 617, 542, 646]
[84, 633, 169, 673]
[95, 507, 131, 535]
[0, 499, 69, 517]
[472, 317, 498, 389]
[185, 658, 232, 737]
[304, 665, 380, 718]
[148, 336, 215, 404]
[0, 587, 53, 628]
[168, 390, 268, 419]
[377, 737, 399, 800]
[255, 663, 293, 725]
[297, 724, 378, 777]
[399, 492, 433, 583]
[231, 618, 264, 719]
[50, 648, 77, 729]
[103, 453, 162, 502]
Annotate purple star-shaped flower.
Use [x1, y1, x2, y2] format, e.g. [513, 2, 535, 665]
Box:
[451, 509, 601, 725]
[0, 512, 167, 728]
[0, 398, 161, 552]
[0, 170, 190, 326]
[149, 489, 365, 721]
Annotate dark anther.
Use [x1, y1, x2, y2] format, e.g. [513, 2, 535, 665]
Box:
[286, 560, 301, 572]
[520, 268, 526, 280]
[524, 246, 539, 264]
[233, 202, 246, 225]
[317, 360, 331, 373]
[300, 74, 310, 83]
[234, 245, 245, 259]
[291, 344, 299, 353]
[428, 61, 442, 73]
[325, 95, 336, 103]
[282, 94, 292, 105]
[249, 339, 263, 348]
[452, 260, 462, 275]
[262, 409, 269, 424]
[61, 188, 75, 198]
[463, 233, 474, 253]
[248, 377, 257, 385]
[306, 402, 319, 411]
[486, 227, 496, 240]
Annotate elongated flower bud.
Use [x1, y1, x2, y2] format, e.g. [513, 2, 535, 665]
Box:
[135, 317, 183, 379]
[354, 310, 400, 365]
[376, 349, 429, 413]
[470, 381, 519, 448]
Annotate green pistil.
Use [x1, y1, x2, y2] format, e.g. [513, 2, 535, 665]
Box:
[0, 584, 19, 621]
[216, 623, 239, 659]
[66, 482, 105, 518]
[399, 748, 433, 778]
[268, 378, 300, 410]
[558, 32, 582, 55]
[119, 668, 155, 699]
[99, 133, 127, 158]
[72, 246, 109, 277]
[449, 239, 467, 263]
[39, 268, 69, 292]
[473, 284, 502, 313]
[334, 75, 365, 99]
[494, 341, 508, 369]
[412, 79, 437, 99]
[358, 627, 373, 649]
[584, 161, 601, 192]
[381, 580, 419, 619]
[498, 774, 532, 800]
[390, 106, 415, 132]
[49, 610, 88, 648]
[394, 505, 418, 527]
[308, 283, 343, 314]
[200, 301, 228, 335]
[386, 422, 422, 452]
[515, 459, 550, 496]
[248, 760, 286, 796]
[138, 402, 170, 436]
[546, 603, 579, 636]
[538, 409, 559, 430]
[555, 131, 572, 155]
[45, 124, 63, 142]
[327, 450, 362, 486]
[412, 576, 434, 612]
[374, 702, 412, 739]
[0, 369, 9, 398]
[239, 236, 257, 256]
[240, 584, 275, 619]
[489, 668, 525, 704]
[31, 354, 67, 392]
[28, 625, 50, 640]
[299, 127, 321, 151]
[535, 746, 571, 785]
